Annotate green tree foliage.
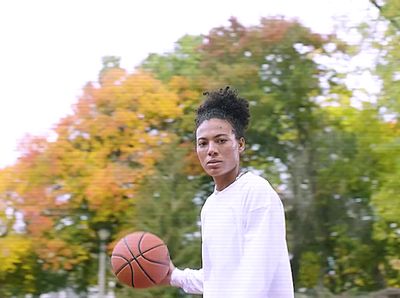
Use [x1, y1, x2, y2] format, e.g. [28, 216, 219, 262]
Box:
[371, 131, 400, 287]
[298, 251, 321, 289]
[141, 16, 400, 294]
[313, 102, 392, 291]
[114, 143, 203, 298]
[143, 16, 352, 288]
[0, 12, 399, 296]
[366, 0, 400, 288]
[142, 35, 203, 84]
[371, 0, 400, 116]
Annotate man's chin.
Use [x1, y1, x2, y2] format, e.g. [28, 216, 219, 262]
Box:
[205, 168, 221, 177]
[207, 169, 229, 178]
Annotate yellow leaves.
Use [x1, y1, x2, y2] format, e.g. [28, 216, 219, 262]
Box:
[0, 235, 31, 275]
[353, 277, 365, 287]
[372, 187, 400, 224]
[36, 69, 186, 226]
[298, 251, 321, 289]
[279, 130, 298, 142]
[169, 76, 190, 91]
[99, 67, 127, 88]
[26, 211, 54, 236]
[128, 71, 182, 120]
[113, 109, 141, 129]
[0, 65, 190, 285]
[138, 90, 180, 119]
[93, 70, 182, 121]
[0, 166, 16, 197]
[389, 258, 400, 271]
[386, 258, 400, 287]
[84, 164, 132, 210]
[181, 142, 204, 176]
[36, 238, 89, 271]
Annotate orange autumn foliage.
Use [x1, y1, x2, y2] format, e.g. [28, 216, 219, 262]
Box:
[1, 69, 185, 276]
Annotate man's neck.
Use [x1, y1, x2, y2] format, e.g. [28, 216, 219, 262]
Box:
[214, 167, 241, 191]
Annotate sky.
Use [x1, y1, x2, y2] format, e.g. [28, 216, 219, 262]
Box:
[0, 0, 376, 168]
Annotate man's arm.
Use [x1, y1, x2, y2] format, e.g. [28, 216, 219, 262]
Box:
[230, 190, 293, 298]
[170, 267, 203, 294]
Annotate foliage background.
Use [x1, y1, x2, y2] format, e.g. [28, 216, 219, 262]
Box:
[0, 1, 399, 297]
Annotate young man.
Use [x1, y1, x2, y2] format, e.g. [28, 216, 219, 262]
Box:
[165, 87, 294, 297]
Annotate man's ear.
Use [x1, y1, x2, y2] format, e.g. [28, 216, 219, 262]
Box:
[238, 137, 245, 153]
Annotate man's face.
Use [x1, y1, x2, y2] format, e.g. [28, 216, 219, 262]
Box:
[196, 118, 244, 178]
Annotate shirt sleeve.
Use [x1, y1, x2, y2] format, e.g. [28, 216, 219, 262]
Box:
[229, 189, 293, 298]
[170, 267, 203, 294]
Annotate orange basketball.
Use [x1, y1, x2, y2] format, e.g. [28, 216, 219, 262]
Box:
[110, 231, 170, 288]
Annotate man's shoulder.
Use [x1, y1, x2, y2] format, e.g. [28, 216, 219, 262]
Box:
[241, 171, 280, 199]
[241, 171, 271, 187]
[237, 171, 279, 210]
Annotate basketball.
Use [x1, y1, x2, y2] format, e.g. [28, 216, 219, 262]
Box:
[110, 231, 171, 288]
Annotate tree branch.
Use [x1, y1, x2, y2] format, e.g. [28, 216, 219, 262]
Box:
[369, 0, 400, 31]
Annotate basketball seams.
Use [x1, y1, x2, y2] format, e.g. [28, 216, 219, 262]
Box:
[111, 231, 170, 288]
[111, 254, 135, 287]
[137, 232, 166, 282]
[141, 243, 165, 255]
[138, 232, 170, 265]
[123, 235, 157, 285]
[132, 258, 157, 286]
[140, 247, 170, 266]
[112, 252, 169, 266]
[112, 255, 130, 275]
[112, 242, 169, 272]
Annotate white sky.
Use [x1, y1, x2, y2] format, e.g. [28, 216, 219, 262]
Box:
[0, 0, 375, 168]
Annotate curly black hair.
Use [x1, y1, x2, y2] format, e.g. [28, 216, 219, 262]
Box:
[195, 86, 250, 139]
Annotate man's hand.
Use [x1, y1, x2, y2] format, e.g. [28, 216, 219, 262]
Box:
[159, 260, 176, 286]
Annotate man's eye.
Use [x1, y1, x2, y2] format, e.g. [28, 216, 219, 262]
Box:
[217, 139, 227, 144]
[198, 142, 207, 147]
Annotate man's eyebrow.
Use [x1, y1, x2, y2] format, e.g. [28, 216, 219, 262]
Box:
[214, 134, 229, 138]
[197, 134, 229, 140]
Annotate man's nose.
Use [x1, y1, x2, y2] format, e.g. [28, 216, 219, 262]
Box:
[207, 142, 218, 156]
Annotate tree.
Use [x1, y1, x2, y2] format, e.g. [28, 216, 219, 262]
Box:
[0, 67, 185, 295]
[141, 16, 399, 294]
[114, 142, 203, 298]
[185, 17, 353, 289]
[142, 35, 203, 84]
[366, 0, 400, 288]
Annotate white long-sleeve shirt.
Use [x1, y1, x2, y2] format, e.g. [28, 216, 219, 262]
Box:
[171, 172, 294, 297]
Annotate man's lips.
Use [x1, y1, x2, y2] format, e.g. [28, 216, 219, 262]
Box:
[207, 160, 222, 165]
